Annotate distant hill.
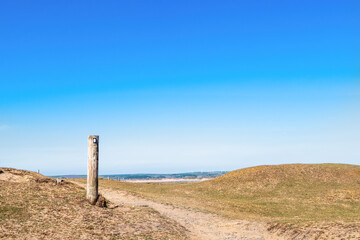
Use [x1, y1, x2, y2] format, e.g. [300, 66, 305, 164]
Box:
[211, 163, 360, 188]
[199, 163, 360, 222]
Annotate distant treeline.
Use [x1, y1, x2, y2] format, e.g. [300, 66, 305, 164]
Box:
[51, 171, 228, 180]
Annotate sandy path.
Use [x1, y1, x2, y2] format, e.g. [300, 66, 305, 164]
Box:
[71, 181, 279, 240]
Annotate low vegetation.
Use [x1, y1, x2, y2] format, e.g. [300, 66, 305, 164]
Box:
[0, 168, 187, 240]
[75, 164, 360, 238]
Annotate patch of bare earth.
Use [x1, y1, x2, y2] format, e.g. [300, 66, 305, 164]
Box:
[0, 168, 188, 240]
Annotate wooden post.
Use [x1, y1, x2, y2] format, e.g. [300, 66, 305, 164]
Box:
[87, 135, 99, 205]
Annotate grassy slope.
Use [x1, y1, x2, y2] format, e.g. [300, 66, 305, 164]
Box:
[0, 168, 187, 240]
[83, 164, 360, 224]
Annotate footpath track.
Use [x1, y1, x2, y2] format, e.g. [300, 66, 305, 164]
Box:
[71, 181, 280, 240]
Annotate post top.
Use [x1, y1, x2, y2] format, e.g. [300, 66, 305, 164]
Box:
[88, 135, 99, 142]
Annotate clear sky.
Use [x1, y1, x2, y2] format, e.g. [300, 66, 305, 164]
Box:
[1, 1, 359, 175]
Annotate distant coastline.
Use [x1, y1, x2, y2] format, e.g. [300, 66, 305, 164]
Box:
[122, 178, 212, 183]
[50, 171, 227, 181]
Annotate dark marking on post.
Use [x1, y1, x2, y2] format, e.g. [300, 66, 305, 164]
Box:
[87, 135, 99, 205]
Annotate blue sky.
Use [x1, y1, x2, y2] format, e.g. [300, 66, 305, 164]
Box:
[1, 1, 359, 175]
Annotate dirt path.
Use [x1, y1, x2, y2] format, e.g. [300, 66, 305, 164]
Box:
[71, 181, 279, 240]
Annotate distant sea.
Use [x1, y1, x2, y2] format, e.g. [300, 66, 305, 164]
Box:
[51, 171, 228, 180]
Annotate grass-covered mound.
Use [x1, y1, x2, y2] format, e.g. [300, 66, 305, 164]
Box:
[203, 163, 360, 222]
[0, 168, 187, 240]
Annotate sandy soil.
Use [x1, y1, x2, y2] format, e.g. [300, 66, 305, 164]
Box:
[72, 181, 281, 240]
[0, 171, 32, 183]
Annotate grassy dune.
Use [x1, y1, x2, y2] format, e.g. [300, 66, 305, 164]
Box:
[83, 164, 360, 224]
[0, 168, 187, 240]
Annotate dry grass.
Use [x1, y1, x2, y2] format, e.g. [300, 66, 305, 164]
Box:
[74, 164, 360, 237]
[0, 168, 188, 240]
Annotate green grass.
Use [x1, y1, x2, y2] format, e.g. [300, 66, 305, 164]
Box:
[0, 205, 28, 220]
[76, 163, 360, 224]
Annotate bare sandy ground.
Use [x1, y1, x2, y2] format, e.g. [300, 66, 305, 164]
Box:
[0, 171, 32, 182]
[72, 181, 281, 240]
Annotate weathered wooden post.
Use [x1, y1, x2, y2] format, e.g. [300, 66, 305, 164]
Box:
[87, 135, 99, 205]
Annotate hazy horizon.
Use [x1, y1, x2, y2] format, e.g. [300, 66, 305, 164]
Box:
[47, 163, 360, 177]
[1, 1, 359, 175]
